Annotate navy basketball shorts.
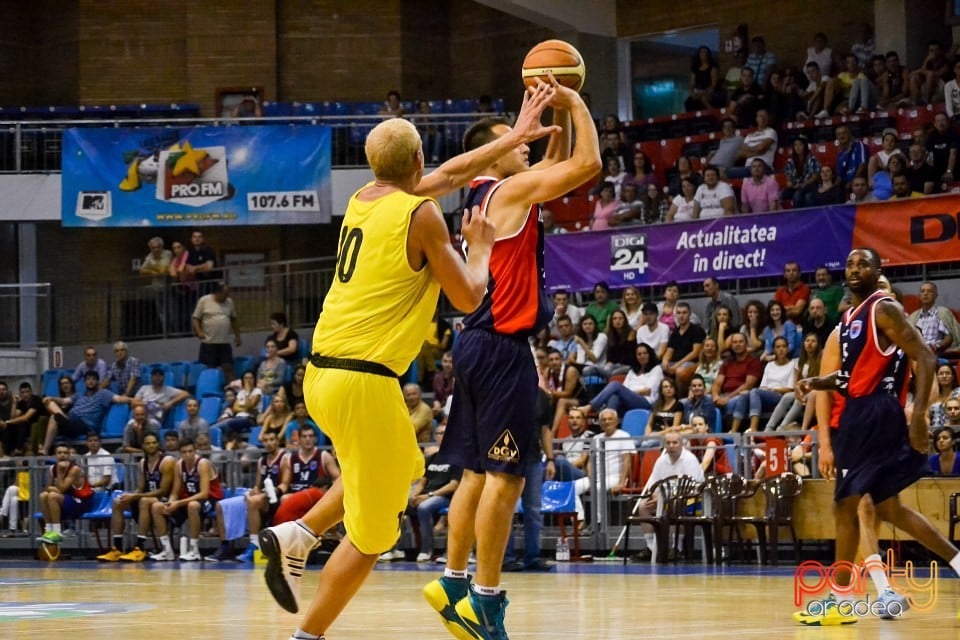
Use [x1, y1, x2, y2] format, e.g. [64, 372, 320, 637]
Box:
[441, 329, 540, 477]
[833, 393, 926, 504]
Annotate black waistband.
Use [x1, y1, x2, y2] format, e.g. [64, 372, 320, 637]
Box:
[309, 354, 397, 379]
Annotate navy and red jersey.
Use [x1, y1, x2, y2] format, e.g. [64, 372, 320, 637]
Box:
[460, 177, 553, 337]
[178, 458, 224, 501]
[290, 449, 326, 492]
[832, 290, 909, 424]
[141, 454, 166, 492]
[259, 450, 287, 490]
[50, 461, 93, 499]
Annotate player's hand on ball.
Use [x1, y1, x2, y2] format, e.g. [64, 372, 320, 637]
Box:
[513, 82, 560, 144]
[461, 206, 496, 249]
[546, 73, 582, 110]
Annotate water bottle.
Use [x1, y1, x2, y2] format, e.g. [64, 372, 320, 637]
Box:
[557, 537, 570, 562]
[264, 477, 278, 504]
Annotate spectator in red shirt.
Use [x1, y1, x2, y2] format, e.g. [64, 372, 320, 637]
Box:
[773, 261, 810, 324]
[710, 332, 762, 433]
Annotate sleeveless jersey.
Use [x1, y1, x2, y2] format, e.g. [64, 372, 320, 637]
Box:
[50, 461, 93, 500]
[832, 290, 909, 424]
[290, 449, 326, 492]
[312, 186, 442, 374]
[259, 450, 286, 490]
[178, 458, 224, 500]
[141, 454, 166, 493]
[461, 177, 552, 337]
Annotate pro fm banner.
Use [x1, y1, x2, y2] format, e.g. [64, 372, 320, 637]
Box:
[545, 194, 960, 291]
[61, 125, 332, 226]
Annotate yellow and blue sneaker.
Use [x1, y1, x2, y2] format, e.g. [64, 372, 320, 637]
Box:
[423, 576, 474, 640]
[454, 587, 510, 640]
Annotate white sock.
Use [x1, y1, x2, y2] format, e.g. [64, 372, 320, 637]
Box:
[643, 533, 655, 549]
[831, 587, 854, 603]
[949, 551, 960, 577]
[472, 584, 500, 596]
[291, 629, 321, 640]
[161, 536, 173, 553]
[250, 534, 259, 549]
[444, 568, 468, 580]
[189, 538, 199, 552]
[864, 553, 890, 595]
[52, 523, 61, 534]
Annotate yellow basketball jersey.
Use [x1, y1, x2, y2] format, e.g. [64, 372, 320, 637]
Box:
[312, 185, 441, 375]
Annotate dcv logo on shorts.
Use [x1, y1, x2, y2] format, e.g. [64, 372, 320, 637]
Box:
[488, 430, 520, 463]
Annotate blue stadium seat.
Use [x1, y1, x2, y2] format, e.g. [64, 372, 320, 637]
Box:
[196, 368, 225, 398]
[42, 368, 69, 398]
[199, 396, 222, 425]
[112, 461, 125, 489]
[209, 425, 223, 448]
[233, 356, 254, 377]
[168, 402, 189, 433]
[140, 364, 175, 388]
[248, 426, 262, 445]
[166, 361, 191, 388]
[621, 409, 651, 438]
[187, 362, 207, 392]
[713, 408, 723, 433]
[100, 404, 130, 439]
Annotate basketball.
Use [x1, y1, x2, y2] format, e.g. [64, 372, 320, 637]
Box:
[38, 541, 60, 562]
[521, 40, 585, 91]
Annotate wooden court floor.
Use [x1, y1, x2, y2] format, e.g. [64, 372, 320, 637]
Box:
[3, 560, 960, 639]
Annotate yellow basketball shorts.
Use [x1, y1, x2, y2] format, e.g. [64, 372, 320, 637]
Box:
[304, 365, 425, 555]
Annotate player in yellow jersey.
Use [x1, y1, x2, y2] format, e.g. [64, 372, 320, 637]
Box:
[258, 82, 561, 640]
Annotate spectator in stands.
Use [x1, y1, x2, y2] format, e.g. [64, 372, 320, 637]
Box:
[258, 393, 293, 446]
[890, 173, 922, 199]
[682, 373, 717, 424]
[635, 302, 670, 360]
[232, 95, 262, 118]
[549, 314, 578, 363]
[541, 208, 566, 234]
[800, 61, 833, 119]
[151, 438, 224, 562]
[590, 181, 619, 231]
[848, 175, 878, 203]
[797, 165, 845, 207]
[545, 347, 583, 422]
[42, 371, 132, 455]
[185, 230, 219, 296]
[835, 125, 870, 185]
[727, 67, 763, 126]
[597, 158, 630, 199]
[685, 45, 724, 111]
[687, 414, 731, 475]
[656, 281, 683, 331]
[774, 261, 810, 324]
[71, 346, 107, 384]
[553, 406, 589, 481]
[839, 53, 877, 115]
[908, 281, 960, 357]
[604, 309, 637, 376]
[762, 300, 800, 362]
[432, 351, 455, 419]
[404, 383, 434, 443]
[639, 183, 668, 224]
[549, 291, 583, 337]
[256, 338, 288, 396]
[0, 383, 14, 455]
[724, 48, 747, 95]
[694, 165, 737, 217]
[765, 68, 805, 125]
[905, 143, 937, 195]
[867, 129, 904, 188]
[645, 378, 683, 438]
[134, 367, 189, 425]
[726, 109, 777, 180]
[214, 370, 262, 438]
[168, 239, 196, 333]
[692, 336, 724, 397]
[579, 343, 662, 416]
[851, 23, 875, 70]
[805, 32, 834, 77]
[783, 135, 820, 206]
[926, 112, 959, 187]
[767, 332, 822, 431]
[631, 151, 658, 190]
[665, 177, 700, 222]
[600, 124, 633, 175]
[666, 156, 702, 196]
[84, 431, 115, 491]
[193, 280, 241, 382]
[278, 364, 306, 412]
[929, 427, 960, 475]
[611, 181, 643, 226]
[404, 425, 462, 563]
[417, 310, 452, 388]
[586, 281, 619, 330]
[268, 312, 300, 366]
[283, 401, 322, 449]
[177, 397, 209, 441]
[910, 40, 949, 106]
[662, 302, 705, 395]
[945, 397, 960, 433]
[740, 158, 780, 213]
[7, 382, 42, 456]
[584, 409, 634, 496]
[708, 306, 734, 355]
[575, 315, 609, 380]
[711, 332, 762, 433]
[415, 100, 443, 163]
[706, 118, 744, 173]
[878, 51, 911, 108]
[745, 36, 777, 87]
[139, 236, 172, 334]
[810, 265, 843, 324]
[740, 300, 767, 358]
[703, 276, 742, 329]
[802, 297, 832, 348]
[928, 364, 960, 430]
[599, 114, 626, 144]
[944, 61, 960, 120]
[745, 336, 796, 432]
[122, 404, 160, 454]
[379, 90, 406, 118]
[101, 341, 141, 397]
[37, 445, 94, 544]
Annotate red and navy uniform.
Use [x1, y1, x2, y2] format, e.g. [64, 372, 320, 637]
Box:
[168, 458, 224, 526]
[259, 450, 287, 491]
[142, 455, 165, 493]
[289, 449, 326, 492]
[50, 461, 94, 519]
[442, 177, 547, 477]
[831, 290, 925, 502]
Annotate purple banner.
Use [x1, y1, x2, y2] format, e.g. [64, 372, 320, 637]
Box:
[544, 205, 857, 291]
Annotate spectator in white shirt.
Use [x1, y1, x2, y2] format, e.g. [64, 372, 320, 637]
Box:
[727, 109, 778, 178]
[635, 302, 671, 360]
[549, 290, 583, 338]
[84, 432, 115, 491]
[695, 166, 737, 218]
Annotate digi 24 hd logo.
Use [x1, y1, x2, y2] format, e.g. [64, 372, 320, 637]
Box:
[610, 233, 647, 282]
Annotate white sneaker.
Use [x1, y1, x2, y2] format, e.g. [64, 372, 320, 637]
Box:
[259, 520, 320, 614]
[150, 549, 176, 561]
[814, 109, 830, 118]
[378, 549, 405, 562]
[179, 549, 202, 562]
[416, 552, 432, 563]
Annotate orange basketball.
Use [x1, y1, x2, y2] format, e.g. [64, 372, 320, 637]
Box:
[522, 39, 585, 91]
[38, 541, 60, 561]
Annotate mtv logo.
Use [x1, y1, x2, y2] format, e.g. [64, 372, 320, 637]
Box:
[75, 191, 112, 221]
